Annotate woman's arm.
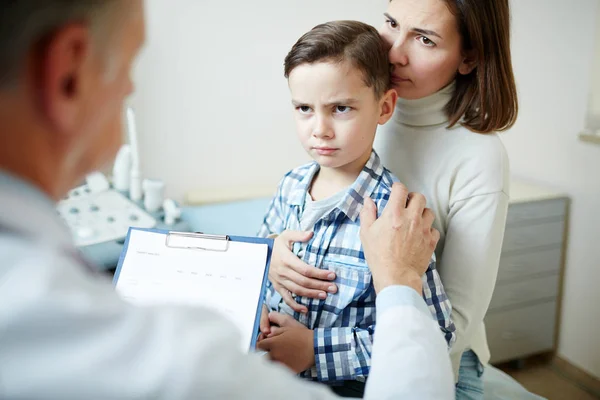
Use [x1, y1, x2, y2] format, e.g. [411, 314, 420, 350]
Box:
[437, 191, 509, 373]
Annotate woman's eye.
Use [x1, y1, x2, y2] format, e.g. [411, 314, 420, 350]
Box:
[386, 19, 397, 29]
[298, 106, 311, 113]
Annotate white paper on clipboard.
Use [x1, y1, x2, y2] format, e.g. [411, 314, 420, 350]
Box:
[114, 229, 269, 352]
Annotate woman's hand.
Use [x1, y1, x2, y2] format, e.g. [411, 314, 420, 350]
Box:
[269, 230, 337, 313]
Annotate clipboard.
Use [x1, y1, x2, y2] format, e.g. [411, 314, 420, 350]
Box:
[113, 227, 273, 351]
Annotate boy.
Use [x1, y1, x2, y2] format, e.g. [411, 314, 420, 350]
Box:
[257, 21, 455, 397]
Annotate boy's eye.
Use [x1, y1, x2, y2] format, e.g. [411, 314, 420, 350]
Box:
[298, 106, 312, 113]
[386, 19, 397, 29]
[335, 106, 351, 114]
[418, 36, 435, 47]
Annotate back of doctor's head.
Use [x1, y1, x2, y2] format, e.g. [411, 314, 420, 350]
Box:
[0, 0, 127, 89]
[284, 20, 391, 99]
[0, 1, 145, 200]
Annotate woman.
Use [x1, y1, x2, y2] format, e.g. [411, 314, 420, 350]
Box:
[266, 0, 520, 398]
[374, 0, 515, 398]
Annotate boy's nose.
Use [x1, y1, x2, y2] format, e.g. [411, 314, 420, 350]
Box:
[312, 116, 334, 139]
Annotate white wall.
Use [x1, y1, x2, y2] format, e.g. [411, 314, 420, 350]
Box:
[131, 0, 386, 200]
[133, 0, 600, 379]
[588, 2, 600, 127]
[505, 0, 600, 378]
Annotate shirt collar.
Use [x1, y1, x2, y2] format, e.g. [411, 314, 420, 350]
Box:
[288, 150, 386, 223]
[340, 150, 386, 222]
[0, 169, 73, 249]
[394, 81, 455, 127]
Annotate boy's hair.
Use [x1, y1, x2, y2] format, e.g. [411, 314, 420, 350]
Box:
[284, 20, 390, 99]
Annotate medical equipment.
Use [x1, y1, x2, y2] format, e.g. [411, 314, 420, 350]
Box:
[58, 178, 157, 247]
[163, 198, 182, 226]
[142, 179, 165, 213]
[112, 145, 132, 191]
[58, 107, 157, 247]
[127, 107, 143, 202]
[57, 107, 189, 270]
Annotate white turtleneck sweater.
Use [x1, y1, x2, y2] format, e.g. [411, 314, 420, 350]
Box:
[374, 84, 510, 379]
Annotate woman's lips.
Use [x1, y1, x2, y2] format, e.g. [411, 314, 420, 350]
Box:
[391, 74, 411, 84]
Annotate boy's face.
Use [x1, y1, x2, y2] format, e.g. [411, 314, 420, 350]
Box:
[288, 61, 393, 173]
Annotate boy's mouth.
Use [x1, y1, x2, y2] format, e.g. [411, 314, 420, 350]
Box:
[313, 147, 339, 156]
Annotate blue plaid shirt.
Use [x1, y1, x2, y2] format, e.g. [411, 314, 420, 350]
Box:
[258, 150, 455, 383]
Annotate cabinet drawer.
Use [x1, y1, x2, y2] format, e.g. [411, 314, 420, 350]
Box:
[502, 221, 564, 254]
[489, 274, 559, 311]
[486, 301, 556, 364]
[497, 247, 562, 282]
[507, 198, 567, 226]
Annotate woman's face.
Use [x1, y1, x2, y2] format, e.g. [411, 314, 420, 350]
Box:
[379, 0, 474, 100]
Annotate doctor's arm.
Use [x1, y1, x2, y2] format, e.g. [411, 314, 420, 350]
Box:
[1, 248, 452, 400]
[0, 184, 453, 400]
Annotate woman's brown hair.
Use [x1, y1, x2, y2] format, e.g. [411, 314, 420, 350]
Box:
[442, 0, 518, 133]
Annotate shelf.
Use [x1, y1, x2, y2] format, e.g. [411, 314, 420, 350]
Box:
[579, 133, 600, 145]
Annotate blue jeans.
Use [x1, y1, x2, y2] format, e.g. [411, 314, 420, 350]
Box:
[456, 350, 485, 400]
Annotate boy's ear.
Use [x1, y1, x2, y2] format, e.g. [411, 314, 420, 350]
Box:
[378, 88, 398, 125]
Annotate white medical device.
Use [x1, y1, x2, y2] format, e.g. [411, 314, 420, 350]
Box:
[57, 107, 157, 247]
[58, 185, 157, 247]
[163, 198, 182, 226]
[142, 178, 165, 213]
[127, 107, 143, 202]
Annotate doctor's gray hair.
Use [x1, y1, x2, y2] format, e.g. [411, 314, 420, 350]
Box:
[0, 0, 122, 88]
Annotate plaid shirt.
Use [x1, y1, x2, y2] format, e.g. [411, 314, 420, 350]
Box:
[258, 150, 455, 383]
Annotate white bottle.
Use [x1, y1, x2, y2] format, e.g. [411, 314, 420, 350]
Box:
[142, 179, 165, 213]
[163, 198, 182, 226]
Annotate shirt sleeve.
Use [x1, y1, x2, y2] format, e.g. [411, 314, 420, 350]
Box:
[0, 243, 453, 400]
[422, 257, 456, 348]
[257, 178, 287, 238]
[366, 286, 455, 399]
[257, 178, 288, 308]
[438, 191, 509, 374]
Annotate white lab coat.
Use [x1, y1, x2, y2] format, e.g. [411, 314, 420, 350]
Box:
[0, 171, 454, 399]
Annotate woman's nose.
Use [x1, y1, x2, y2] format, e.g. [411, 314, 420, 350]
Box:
[389, 36, 409, 66]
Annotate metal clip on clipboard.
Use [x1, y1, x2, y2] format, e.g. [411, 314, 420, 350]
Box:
[165, 231, 230, 252]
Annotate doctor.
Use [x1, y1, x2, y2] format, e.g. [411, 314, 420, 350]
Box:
[0, 1, 453, 399]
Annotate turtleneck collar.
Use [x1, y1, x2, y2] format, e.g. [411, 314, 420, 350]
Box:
[394, 81, 455, 127]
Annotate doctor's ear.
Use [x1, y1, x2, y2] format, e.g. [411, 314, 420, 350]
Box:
[37, 23, 93, 137]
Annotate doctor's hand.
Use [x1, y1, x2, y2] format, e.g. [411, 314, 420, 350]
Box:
[360, 183, 439, 294]
[270, 230, 337, 314]
[256, 312, 315, 374]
